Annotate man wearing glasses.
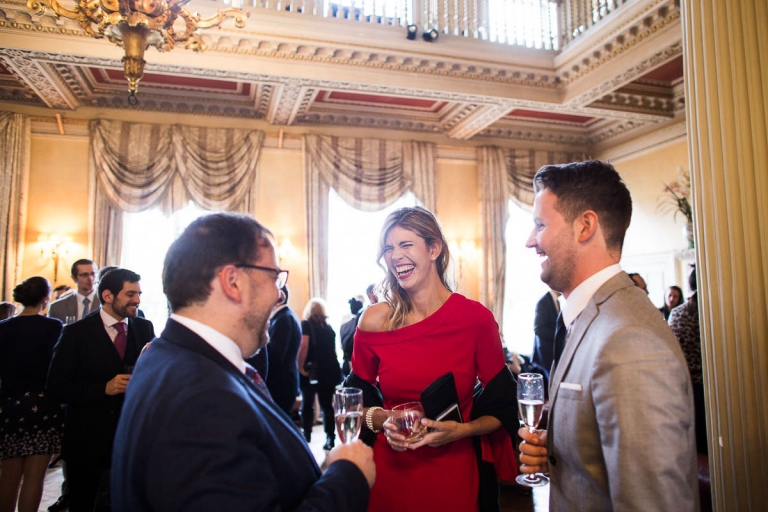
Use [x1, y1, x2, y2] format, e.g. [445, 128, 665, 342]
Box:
[112, 213, 375, 511]
[48, 259, 100, 324]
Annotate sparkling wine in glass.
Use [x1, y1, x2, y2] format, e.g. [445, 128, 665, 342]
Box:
[390, 402, 427, 442]
[64, 315, 76, 325]
[515, 373, 549, 487]
[334, 387, 363, 444]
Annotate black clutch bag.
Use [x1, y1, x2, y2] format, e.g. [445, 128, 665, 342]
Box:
[420, 372, 463, 423]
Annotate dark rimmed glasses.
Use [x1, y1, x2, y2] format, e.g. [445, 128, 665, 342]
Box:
[235, 264, 289, 289]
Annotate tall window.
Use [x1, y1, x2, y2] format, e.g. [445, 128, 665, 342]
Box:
[121, 202, 209, 334]
[502, 199, 548, 356]
[487, 0, 559, 49]
[325, 189, 416, 335]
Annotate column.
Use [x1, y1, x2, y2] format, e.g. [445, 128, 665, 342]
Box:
[681, 0, 768, 509]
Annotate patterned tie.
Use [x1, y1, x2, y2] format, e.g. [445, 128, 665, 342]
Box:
[114, 322, 127, 360]
[245, 364, 271, 397]
[81, 297, 90, 320]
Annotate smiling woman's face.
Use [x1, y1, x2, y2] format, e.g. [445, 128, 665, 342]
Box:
[383, 225, 436, 293]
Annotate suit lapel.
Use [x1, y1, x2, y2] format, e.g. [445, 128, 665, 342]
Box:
[161, 319, 312, 457]
[547, 273, 635, 410]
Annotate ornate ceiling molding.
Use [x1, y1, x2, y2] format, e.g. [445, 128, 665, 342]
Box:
[0, 48, 77, 108]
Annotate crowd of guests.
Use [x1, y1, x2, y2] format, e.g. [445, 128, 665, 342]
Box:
[0, 159, 706, 512]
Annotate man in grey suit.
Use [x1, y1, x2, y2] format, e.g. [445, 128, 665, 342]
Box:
[47, 259, 100, 323]
[518, 161, 698, 511]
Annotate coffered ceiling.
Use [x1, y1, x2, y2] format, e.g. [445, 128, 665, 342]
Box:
[0, 0, 684, 150]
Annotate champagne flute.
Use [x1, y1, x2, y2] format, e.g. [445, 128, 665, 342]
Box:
[515, 373, 549, 487]
[334, 387, 363, 444]
[64, 315, 76, 325]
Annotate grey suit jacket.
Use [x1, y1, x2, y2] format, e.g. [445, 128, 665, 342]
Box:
[47, 292, 100, 322]
[547, 272, 698, 511]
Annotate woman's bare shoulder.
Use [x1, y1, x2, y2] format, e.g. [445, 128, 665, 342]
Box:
[357, 303, 390, 333]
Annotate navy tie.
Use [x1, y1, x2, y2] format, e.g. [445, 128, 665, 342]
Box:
[553, 312, 567, 371]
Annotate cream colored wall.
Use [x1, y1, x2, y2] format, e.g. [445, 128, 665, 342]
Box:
[435, 158, 480, 300]
[612, 139, 691, 306]
[22, 134, 91, 290]
[255, 146, 309, 312]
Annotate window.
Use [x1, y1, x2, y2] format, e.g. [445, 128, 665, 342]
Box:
[121, 202, 210, 334]
[325, 188, 416, 335]
[502, 199, 548, 357]
[487, 0, 559, 50]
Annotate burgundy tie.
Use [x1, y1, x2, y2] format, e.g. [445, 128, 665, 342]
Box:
[114, 322, 127, 360]
[245, 364, 271, 397]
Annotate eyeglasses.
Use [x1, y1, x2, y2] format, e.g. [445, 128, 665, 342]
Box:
[235, 264, 289, 289]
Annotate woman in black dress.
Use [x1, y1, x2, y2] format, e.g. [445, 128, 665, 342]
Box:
[0, 277, 64, 512]
[297, 298, 342, 450]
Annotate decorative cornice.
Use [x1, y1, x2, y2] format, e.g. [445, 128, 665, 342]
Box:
[0, 48, 76, 108]
[447, 103, 511, 140]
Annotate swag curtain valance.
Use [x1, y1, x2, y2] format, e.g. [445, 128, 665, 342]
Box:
[89, 119, 264, 266]
[304, 134, 436, 298]
[477, 147, 587, 326]
[0, 112, 30, 301]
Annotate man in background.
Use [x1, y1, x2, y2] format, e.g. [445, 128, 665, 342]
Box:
[340, 296, 363, 377]
[47, 268, 155, 511]
[518, 160, 697, 511]
[628, 272, 649, 295]
[263, 284, 302, 417]
[365, 283, 378, 305]
[112, 213, 374, 511]
[48, 259, 100, 323]
[531, 289, 560, 383]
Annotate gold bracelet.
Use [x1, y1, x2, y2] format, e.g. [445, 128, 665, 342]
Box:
[365, 406, 383, 433]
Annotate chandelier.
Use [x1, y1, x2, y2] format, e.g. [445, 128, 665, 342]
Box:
[27, 0, 249, 104]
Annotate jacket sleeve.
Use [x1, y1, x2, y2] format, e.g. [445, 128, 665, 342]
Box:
[144, 389, 370, 512]
[46, 324, 110, 405]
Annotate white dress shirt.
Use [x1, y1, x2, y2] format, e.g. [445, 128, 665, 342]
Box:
[561, 264, 623, 328]
[77, 290, 98, 319]
[170, 313, 246, 375]
[100, 308, 128, 344]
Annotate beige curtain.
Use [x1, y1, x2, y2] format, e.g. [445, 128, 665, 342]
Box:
[89, 119, 264, 266]
[0, 112, 30, 301]
[304, 134, 436, 298]
[477, 147, 587, 327]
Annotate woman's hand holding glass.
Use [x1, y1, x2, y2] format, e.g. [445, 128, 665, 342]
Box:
[383, 402, 427, 451]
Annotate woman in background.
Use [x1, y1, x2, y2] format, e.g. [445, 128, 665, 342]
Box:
[0, 277, 64, 512]
[659, 285, 684, 321]
[0, 302, 16, 320]
[297, 298, 342, 450]
[353, 206, 517, 512]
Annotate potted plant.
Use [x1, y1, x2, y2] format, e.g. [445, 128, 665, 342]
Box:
[659, 166, 694, 249]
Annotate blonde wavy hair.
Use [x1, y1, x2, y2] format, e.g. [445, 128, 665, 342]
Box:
[302, 297, 329, 327]
[376, 206, 454, 330]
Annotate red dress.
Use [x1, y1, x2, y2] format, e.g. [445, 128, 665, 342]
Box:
[352, 293, 506, 512]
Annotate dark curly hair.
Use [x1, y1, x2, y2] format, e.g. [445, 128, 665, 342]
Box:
[13, 276, 51, 307]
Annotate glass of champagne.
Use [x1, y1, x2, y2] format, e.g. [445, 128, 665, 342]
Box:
[389, 402, 427, 443]
[64, 315, 76, 325]
[334, 387, 363, 444]
[515, 373, 549, 487]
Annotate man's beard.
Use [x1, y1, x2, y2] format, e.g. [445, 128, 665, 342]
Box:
[243, 308, 270, 357]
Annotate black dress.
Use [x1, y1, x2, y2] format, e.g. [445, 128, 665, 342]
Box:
[0, 315, 64, 459]
[299, 319, 341, 442]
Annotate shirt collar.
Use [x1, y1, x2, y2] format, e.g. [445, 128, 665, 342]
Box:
[170, 313, 246, 374]
[100, 307, 127, 329]
[561, 264, 622, 328]
[77, 290, 97, 303]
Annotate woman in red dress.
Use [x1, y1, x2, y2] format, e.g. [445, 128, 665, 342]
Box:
[352, 206, 516, 512]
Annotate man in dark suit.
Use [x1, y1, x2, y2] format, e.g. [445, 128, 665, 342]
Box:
[261, 284, 302, 416]
[47, 268, 155, 512]
[47, 259, 101, 323]
[531, 289, 559, 381]
[518, 161, 697, 511]
[111, 213, 374, 511]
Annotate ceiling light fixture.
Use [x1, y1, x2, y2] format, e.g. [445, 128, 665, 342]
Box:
[27, 0, 249, 104]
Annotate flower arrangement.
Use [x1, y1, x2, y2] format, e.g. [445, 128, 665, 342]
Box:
[659, 166, 693, 248]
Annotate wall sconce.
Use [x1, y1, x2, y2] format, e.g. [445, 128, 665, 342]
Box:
[448, 238, 477, 276]
[277, 237, 293, 264]
[38, 233, 72, 282]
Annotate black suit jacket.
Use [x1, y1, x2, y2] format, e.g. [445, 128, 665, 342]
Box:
[46, 311, 155, 466]
[532, 291, 559, 380]
[264, 305, 302, 414]
[111, 318, 369, 511]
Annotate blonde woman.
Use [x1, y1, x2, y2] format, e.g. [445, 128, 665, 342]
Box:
[297, 298, 342, 450]
[352, 206, 518, 512]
